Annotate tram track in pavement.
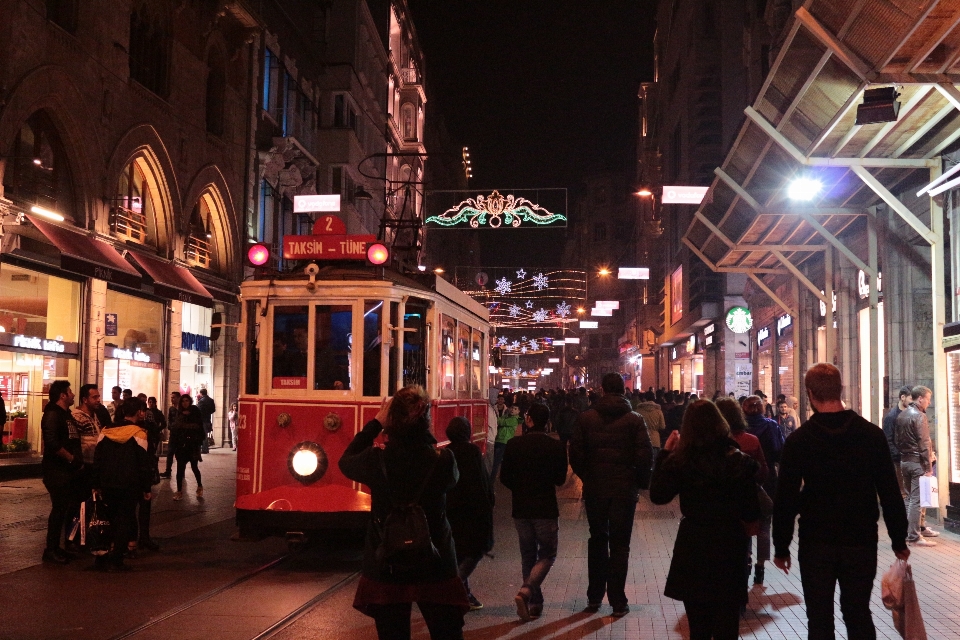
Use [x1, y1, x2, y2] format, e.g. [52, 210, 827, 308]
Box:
[108, 543, 361, 640]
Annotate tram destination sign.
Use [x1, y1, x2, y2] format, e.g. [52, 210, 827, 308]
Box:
[282, 234, 378, 260]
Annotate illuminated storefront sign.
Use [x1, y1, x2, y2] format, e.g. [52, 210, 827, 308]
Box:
[661, 186, 709, 205]
[725, 306, 753, 333]
[757, 327, 771, 346]
[111, 347, 152, 363]
[857, 270, 882, 299]
[0, 333, 78, 356]
[777, 315, 792, 336]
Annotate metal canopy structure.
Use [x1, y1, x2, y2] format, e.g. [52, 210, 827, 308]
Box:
[684, 0, 958, 436]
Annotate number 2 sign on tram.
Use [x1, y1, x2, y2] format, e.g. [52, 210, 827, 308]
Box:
[282, 213, 378, 260]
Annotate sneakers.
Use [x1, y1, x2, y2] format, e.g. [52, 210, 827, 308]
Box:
[196, 486, 204, 498]
[584, 601, 602, 613]
[611, 605, 629, 618]
[42, 548, 70, 565]
[909, 537, 937, 547]
[466, 594, 483, 610]
[921, 527, 940, 538]
[528, 604, 542, 618]
[515, 591, 531, 621]
[172, 491, 183, 501]
[159, 471, 172, 479]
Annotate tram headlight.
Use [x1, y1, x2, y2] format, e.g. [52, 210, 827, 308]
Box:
[287, 441, 328, 485]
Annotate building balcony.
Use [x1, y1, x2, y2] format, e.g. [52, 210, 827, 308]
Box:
[110, 206, 147, 244]
[185, 235, 212, 269]
[400, 67, 420, 85]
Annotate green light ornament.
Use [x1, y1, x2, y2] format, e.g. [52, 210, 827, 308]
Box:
[426, 190, 566, 228]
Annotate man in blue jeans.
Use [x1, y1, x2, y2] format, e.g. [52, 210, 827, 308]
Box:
[500, 403, 567, 621]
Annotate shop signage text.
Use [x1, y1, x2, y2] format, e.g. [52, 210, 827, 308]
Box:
[777, 315, 792, 336]
[704, 323, 716, 335]
[105, 314, 118, 337]
[757, 327, 770, 346]
[112, 347, 151, 363]
[857, 270, 882, 299]
[181, 331, 211, 354]
[662, 186, 709, 205]
[13, 334, 65, 353]
[282, 234, 378, 260]
[273, 377, 307, 389]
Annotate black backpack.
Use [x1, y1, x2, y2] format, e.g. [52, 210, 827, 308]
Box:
[374, 451, 441, 577]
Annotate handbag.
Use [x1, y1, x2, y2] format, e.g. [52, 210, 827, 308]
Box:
[882, 560, 928, 640]
[86, 492, 112, 556]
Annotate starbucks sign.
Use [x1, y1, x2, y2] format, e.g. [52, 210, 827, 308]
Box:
[725, 306, 753, 334]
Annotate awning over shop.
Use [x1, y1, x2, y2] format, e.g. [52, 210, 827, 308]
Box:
[126, 251, 214, 308]
[26, 215, 142, 288]
[683, 1, 955, 303]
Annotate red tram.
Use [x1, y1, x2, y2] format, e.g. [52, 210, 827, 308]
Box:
[235, 265, 491, 539]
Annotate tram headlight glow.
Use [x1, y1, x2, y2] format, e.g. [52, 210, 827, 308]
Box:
[291, 450, 319, 476]
[287, 441, 328, 484]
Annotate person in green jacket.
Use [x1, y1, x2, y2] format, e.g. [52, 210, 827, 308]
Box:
[490, 405, 520, 482]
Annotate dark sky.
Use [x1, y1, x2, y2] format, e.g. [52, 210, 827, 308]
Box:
[407, 0, 657, 265]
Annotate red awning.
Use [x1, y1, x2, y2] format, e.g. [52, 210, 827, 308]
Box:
[26, 216, 142, 288]
[126, 251, 213, 308]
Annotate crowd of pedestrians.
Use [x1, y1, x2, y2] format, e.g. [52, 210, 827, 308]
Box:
[39, 379, 230, 570]
[341, 363, 931, 640]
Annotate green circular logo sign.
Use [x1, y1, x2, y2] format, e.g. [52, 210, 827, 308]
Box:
[725, 306, 753, 334]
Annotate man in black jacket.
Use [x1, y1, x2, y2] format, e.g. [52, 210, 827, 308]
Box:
[570, 373, 653, 617]
[773, 363, 908, 640]
[40, 380, 81, 564]
[882, 386, 911, 498]
[500, 403, 567, 622]
[94, 399, 155, 570]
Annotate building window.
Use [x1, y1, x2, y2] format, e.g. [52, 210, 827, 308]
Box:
[113, 160, 161, 245]
[129, 1, 171, 98]
[401, 102, 416, 140]
[593, 223, 606, 242]
[205, 49, 226, 136]
[186, 201, 214, 270]
[2, 111, 76, 222]
[46, 0, 78, 33]
[334, 94, 357, 129]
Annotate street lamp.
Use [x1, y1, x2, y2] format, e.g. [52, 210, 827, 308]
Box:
[598, 267, 611, 277]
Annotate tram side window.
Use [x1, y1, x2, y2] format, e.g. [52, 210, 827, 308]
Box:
[403, 299, 428, 388]
[472, 331, 483, 398]
[440, 314, 456, 399]
[315, 305, 353, 390]
[272, 306, 309, 389]
[362, 300, 383, 397]
[244, 300, 260, 394]
[458, 323, 470, 398]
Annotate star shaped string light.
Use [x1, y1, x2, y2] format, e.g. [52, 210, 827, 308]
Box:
[516, 268, 527, 279]
[532, 273, 549, 290]
[556, 300, 571, 318]
[508, 304, 521, 317]
[525, 300, 534, 309]
[494, 277, 513, 295]
[532, 308, 548, 323]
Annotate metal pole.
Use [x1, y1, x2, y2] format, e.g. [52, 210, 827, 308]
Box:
[930, 164, 948, 523]
[868, 210, 880, 424]
[825, 247, 836, 361]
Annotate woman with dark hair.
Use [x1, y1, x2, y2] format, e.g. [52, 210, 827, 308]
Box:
[650, 400, 761, 639]
[445, 416, 494, 610]
[170, 394, 204, 501]
[340, 386, 468, 639]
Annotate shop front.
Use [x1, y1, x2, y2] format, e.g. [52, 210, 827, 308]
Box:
[178, 302, 214, 400]
[101, 288, 165, 400]
[756, 324, 774, 401]
[668, 335, 703, 395]
[0, 262, 81, 450]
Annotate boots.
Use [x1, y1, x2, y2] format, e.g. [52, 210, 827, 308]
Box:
[754, 563, 765, 585]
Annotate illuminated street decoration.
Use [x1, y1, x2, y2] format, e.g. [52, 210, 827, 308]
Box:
[495, 277, 513, 295]
[556, 301, 571, 318]
[455, 267, 587, 329]
[533, 273, 549, 290]
[532, 308, 548, 322]
[525, 300, 534, 309]
[425, 190, 567, 228]
[516, 268, 527, 279]
[529, 338, 539, 351]
[496, 336, 508, 347]
[509, 304, 521, 317]
[725, 306, 753, 334]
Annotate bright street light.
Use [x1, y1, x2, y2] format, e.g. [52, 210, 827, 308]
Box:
[787, 177, 822, 201]
[598, 268, 610, 276]
[30, 205, 65, 222]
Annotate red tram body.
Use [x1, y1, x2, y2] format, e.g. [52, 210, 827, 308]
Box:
[235, 266, 491, 538]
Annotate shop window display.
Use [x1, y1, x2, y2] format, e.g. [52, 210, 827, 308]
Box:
[102, 289, 164, 401]
[180, 302, 214, 400]
[0, 263, 81, 450]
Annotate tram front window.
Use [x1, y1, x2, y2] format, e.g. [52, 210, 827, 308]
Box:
[272, 306, 308, 389]
[315, 305, 352, 390]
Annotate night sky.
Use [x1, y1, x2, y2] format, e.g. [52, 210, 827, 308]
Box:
[407, 0, 656, 265]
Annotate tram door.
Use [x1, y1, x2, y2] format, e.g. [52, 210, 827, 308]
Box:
[403, 298, 429, 389]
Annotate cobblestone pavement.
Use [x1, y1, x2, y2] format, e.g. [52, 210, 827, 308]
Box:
[278, 472, 960, 640]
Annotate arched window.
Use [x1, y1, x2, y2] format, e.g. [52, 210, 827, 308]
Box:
[205, 48, 226, 136]
[113, 159, 161, 247]
[401, 103, 417, 141]
[129, 1, 172, 98]
[185, 198, 218, 271]
[2, 111, 76, 222]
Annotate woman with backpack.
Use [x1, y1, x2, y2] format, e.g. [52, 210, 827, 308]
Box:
[340, 386, 468, 640]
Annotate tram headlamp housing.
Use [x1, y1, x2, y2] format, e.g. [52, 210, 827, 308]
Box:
[287, 441, 328, 485]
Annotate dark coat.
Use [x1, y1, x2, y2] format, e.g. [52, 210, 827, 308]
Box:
[93, 420, 155, 494]
[170, 406, 204, 460]
[446, 441, 494, 558]
[746, 413, 783, 493]
[339, 419, 460, 583]
[569, 394, 653, 500]
[500, 432, 568, 519]
[650, 443, 761, 605]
